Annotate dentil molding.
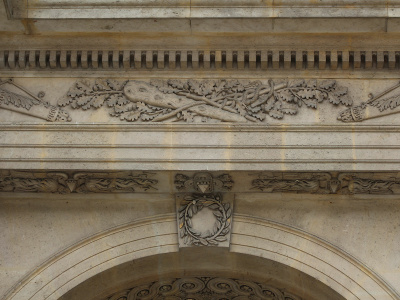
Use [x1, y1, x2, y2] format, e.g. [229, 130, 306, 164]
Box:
[1, 49, 399, 72]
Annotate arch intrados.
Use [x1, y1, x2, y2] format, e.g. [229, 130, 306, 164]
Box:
[59, 248, 344, 300]
[3, 214, 398, 300]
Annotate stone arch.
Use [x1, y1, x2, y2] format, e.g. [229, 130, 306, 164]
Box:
[3, 214, 398, 300]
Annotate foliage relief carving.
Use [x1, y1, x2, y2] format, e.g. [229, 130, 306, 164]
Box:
[58, 79, 351, 123]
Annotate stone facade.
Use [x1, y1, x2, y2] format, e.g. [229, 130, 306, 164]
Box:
[1, 1, 400, 300]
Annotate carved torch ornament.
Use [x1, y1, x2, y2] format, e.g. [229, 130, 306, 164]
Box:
[338, 81, 400, 122]
[0, 79, 71, 122]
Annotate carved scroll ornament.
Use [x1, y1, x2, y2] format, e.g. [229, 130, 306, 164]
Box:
[58, 78, 351, 123]
[104, 276, 302, 300]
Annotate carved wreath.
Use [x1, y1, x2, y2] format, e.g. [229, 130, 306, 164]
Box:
[178, 194, 232, 246]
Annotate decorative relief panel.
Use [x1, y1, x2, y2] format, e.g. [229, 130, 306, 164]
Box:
[2, 170, 400, 195]
[338, 173, 400, 195]
[250, 172, 400, 195]
[57, 79, 351, 123]
[251, 172, 339, 194]
[0, 171, 157, 193]
[4, 77, 400, 123]
[104, 276, 302, 300]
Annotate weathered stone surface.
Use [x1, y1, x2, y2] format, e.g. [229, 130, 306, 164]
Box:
[1, 193, 399, 300]
[6, 0, 400, 19]
[1, 1, 400, 300]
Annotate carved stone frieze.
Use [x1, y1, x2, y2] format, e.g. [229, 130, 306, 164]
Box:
[104, 276, 302, 300]
[251, 172, 335, 194]
[176, 193, 233, 247]
[2, 170, 400, 195]
[251, 172, 400, 195]
[7, 76, 400, 123]
[175, 172, 234, 193]
[58, 79, 351, 123]
[0, 79, 71, 122]
[338, 173, 400, 195]
[0, 171, 157, 193]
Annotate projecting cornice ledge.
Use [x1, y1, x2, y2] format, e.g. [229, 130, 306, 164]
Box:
[5, 0, 400, 19]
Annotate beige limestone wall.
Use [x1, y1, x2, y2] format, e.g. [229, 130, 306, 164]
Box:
[0, 192, 399, 299]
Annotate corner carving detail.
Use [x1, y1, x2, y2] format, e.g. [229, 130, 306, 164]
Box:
[0, 79, 71, 122]
[338, 81, 400, 122]
[58, 79, 351, 123]
[0, 171, 158, 193]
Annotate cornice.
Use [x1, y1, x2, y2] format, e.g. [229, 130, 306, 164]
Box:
[7, 0, 400, 19]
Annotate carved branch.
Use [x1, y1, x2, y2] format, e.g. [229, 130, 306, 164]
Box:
[59, 78, 351, 123]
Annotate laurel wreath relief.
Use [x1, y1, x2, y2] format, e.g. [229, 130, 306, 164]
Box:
[178, 194, 232, 246]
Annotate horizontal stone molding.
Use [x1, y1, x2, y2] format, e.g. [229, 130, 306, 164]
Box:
[0, 49, 399, 71]
[1, 124, 400, 171]
[6, 0, 400, 19]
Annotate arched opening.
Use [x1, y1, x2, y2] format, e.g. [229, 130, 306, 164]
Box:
[3, 214, 396, 300]
[59, 248, 345, 300]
